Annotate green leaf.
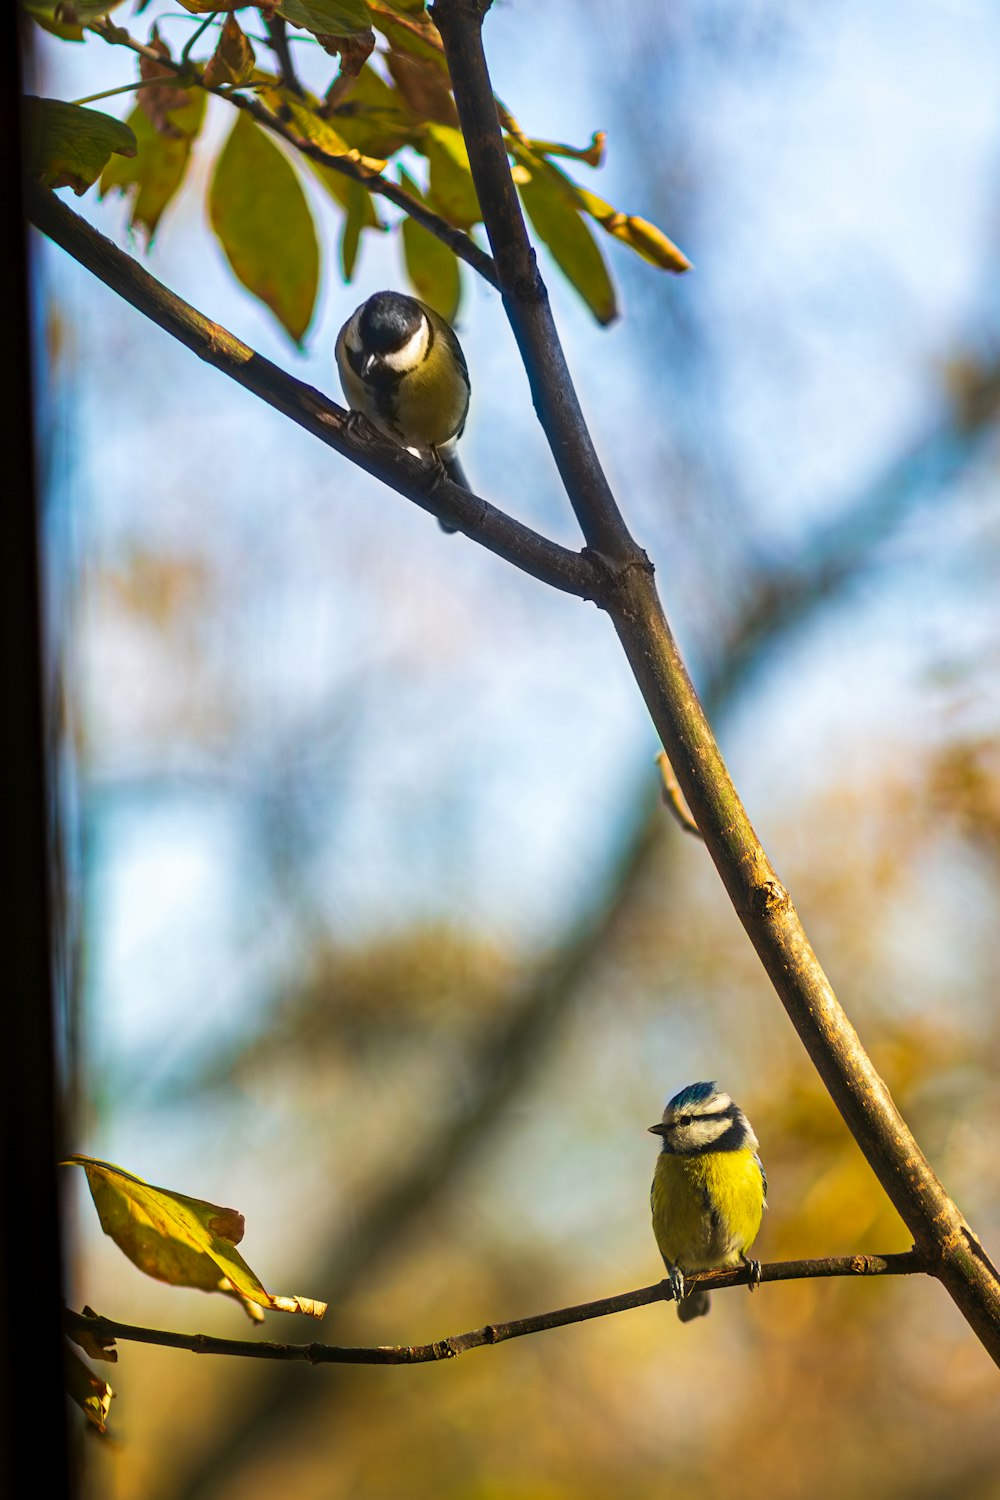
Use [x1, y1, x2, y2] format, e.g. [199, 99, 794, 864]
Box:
[516, 156, 616, 325]
[277, 0, 373, 36]
[399, 166, 460, 322]
[23, 98, 136, 197]
[22, 0, 125, 26]
[64, 1154, 328, 1319]
[209, 111, 320, 345]
[65, 1345, 114, 1435]
[99, 92, 205, 241]
[421, 122, 480, 229]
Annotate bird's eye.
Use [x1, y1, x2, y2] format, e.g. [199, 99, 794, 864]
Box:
[673, 1114, 690, 1126]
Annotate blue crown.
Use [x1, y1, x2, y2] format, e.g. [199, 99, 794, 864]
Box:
[668, 1081, 718, 1110]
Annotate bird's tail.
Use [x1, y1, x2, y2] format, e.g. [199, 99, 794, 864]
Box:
[438, 451, 470, 533]
[677, 1286, 711, 1322]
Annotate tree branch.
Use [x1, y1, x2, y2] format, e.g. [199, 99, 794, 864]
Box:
[88, 19, 500, 290]
[431, 0, 635, 560]
[25, 180, 598, 603]
[65, 1251, 925, 1366]
[431, 0, 1000, 1364]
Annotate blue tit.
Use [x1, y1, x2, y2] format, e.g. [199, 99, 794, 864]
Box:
[649, 1081, 766, 1322]
[336, 290, 471, 530]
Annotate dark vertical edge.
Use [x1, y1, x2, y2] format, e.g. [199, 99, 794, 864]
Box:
[2, 17, 75, 1499]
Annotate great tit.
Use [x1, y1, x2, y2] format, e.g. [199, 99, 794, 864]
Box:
[336, 291, 471, 529]
[649, 1081, 766, 1322]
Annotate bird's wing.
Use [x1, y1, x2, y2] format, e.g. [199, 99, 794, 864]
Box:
[755, 1152, 768, 1204]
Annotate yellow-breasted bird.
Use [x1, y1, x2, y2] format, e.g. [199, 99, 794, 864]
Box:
[336, 290, 471, 530]
[649, 1081, 766, 1322]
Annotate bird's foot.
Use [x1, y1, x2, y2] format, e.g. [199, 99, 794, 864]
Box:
[424, 454, 448, 495]
[665, 1264, 686, 1306]
[742, 1254, 762, 1292]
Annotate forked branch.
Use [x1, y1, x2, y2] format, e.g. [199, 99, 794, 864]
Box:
[430, 0, 1000, 1363]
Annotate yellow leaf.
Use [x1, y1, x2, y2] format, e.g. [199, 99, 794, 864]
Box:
[266, 88, 387, 175]
[516, 156, 616, 325]
[64, 1345, 114, 1435]
[64, 1154, 328, 1319]
[523, 130, 606, 168]
[209, 111, 319, 345]
[573, 186, 691, 273]
[420, 122, 480, 229]
[99, 92, 205, 242]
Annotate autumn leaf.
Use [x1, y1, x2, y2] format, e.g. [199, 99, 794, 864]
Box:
[138, 27, 193, 136]
[385, 50, 458, 127]
[99, 91, 205, 242]
[369, 3, 449, 70]
[65, 1345, 114, 1434]
[174, 0, 244, 12]
[323, 63, 417, 159]
[23, 98, 136, 196]
[203, 14, 256, 88]
[524, 130, 606, 168]
[66, 1305, 118, 1364]
[209, 111, 320, 345]
[65, 1154, 328, 1319]
[313, 28, 376, 71]
[569, 184, 691, 274]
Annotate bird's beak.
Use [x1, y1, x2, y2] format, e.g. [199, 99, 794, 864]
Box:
[648, 1123, 667, 1136]
[361, 353, 377, 378]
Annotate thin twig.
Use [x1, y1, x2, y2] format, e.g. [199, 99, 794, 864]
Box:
[655, 751, 702, 838]
[264, 15, 304, 98]
[87, 18, 499, 289]
[25, 181, 595, 603]
[64, 1251, 926, 1366]
[180, 12, 217, 67]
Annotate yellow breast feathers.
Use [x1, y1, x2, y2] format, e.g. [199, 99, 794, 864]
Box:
[651, 1146, 765, 1272]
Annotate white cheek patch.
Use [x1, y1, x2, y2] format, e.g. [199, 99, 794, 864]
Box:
[683, 1115, 732, 1149]
[343, 312, 364, 357]
[381, 318, 430, 372]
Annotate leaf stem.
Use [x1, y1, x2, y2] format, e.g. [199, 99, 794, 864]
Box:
[180, 12, 218, 66]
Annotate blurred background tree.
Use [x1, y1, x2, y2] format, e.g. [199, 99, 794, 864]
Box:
[26, 0, 1000, 1496]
